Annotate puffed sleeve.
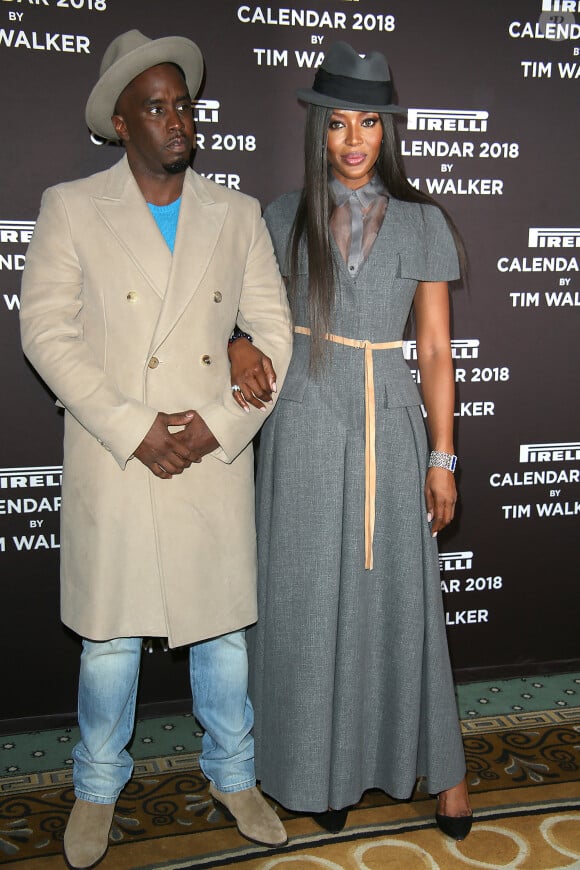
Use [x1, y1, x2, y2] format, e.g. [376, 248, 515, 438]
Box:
[419, 203, 460, 281]
[263, 192, 302, 276]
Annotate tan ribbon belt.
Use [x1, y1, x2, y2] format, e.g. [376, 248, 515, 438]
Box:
[294, 326, 403, 570]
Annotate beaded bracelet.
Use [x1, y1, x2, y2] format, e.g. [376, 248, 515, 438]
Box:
[228, 326, 253, 345]
[428, 450, 457, 473]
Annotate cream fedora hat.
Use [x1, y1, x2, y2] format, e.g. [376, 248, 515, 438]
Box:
[85, 29, 204, 140]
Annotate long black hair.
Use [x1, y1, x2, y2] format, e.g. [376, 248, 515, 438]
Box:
[288, 105, 467, 371]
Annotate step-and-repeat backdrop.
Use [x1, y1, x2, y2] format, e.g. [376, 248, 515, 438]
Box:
[1, 0, 578, 727]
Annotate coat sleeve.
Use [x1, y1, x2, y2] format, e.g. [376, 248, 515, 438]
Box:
[19, 186, 157, 468]
[195, 197, 293, 463]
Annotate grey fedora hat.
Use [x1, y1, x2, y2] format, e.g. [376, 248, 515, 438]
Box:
[85, 29, 204, 140]
[296, 41, 404, 114]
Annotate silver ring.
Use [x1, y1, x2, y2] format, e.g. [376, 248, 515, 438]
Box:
[231, 384, 241, 392]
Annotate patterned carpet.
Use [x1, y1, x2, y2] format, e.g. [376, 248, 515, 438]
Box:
[1, 706, 580, 868]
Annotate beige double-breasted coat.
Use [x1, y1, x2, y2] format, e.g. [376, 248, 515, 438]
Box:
[20, 156, 292, 647]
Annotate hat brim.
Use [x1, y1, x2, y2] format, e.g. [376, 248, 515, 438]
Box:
[86, 36, 204, 140]
[296, 87, 405, 115]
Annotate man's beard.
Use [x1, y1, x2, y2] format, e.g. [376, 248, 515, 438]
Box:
[163, 158, 189, 175]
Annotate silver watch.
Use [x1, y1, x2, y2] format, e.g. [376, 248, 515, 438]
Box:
[428, 450, 457, 473]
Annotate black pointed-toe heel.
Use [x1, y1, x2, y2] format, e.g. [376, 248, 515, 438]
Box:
[435, 811, 473, 841]
[313, 807, 349, 833]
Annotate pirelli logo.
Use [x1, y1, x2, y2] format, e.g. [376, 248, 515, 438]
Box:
[528, 228, 580, 248]
[519, 443, 580, 463]
[0, 466, 63, 489]
[404, 339, 479, 361]
[0, 220, 35, 244]
[407, 109, 488, 133]
[439, 551, 474, 572]
[192, 99, 220, 123]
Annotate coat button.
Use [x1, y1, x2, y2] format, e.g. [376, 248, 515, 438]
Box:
[126, 291, 137, 302]
[148, 356, 159, 369]
[213, 291, 223, 303]
[201, 354, 212, 366]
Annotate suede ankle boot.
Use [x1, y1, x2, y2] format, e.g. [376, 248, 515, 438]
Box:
[64, 798, 116, 868]
[209, 783, 287, 847]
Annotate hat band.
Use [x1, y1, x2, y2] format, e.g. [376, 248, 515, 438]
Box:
[312, 68, 393, 106]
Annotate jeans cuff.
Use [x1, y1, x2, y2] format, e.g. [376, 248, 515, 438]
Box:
[74, 787, 120, 805]
[211, 777, 256, 793]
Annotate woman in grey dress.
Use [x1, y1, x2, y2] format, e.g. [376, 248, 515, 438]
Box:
[232, 41, 472, 839]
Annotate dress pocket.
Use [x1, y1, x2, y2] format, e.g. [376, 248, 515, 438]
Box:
[396, 249, 428, 281]
[384, 374, 423, 408]
[278, 346, 309, 403]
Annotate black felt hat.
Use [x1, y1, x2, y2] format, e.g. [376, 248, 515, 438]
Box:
[296, 41, 405, 114]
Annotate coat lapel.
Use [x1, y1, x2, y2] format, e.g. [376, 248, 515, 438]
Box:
[92, 159, 229, 352]
[91, 156, 172, 299]
[149, 171, 228, 353]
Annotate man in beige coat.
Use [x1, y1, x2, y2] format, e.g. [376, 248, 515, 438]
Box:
[20, 30, 292, 869]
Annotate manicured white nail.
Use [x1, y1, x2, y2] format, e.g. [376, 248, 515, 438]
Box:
[427, 512, 433, 523]
[432, 531, 438, 538]
[272, 381, 277, 392]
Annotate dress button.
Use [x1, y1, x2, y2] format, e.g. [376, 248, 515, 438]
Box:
[213, 291, 223, 303]
[126, 291, 137, 302]
[148, 356, 159, 369]
[201, 354, 212, 366]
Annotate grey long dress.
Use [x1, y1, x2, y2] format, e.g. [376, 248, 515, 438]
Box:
[249, 191, 466, 813]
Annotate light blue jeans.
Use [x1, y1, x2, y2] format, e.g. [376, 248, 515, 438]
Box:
[72, 631, 255, 804]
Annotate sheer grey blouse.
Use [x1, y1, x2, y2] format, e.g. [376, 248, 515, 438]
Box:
[329, 173, 388, 277]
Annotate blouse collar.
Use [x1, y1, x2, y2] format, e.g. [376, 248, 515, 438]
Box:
[329, 172, 387, 209]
